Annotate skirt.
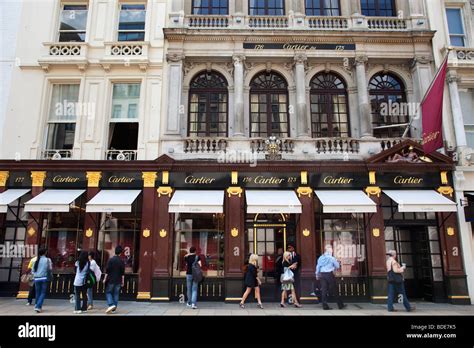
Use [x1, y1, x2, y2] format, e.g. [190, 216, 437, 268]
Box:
[281, 283, 294, 291]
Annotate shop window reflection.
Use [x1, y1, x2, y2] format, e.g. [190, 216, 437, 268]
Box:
[97, 209, 141, 274]
[173, 213, 224, 277]
[41, 197, 85, 273]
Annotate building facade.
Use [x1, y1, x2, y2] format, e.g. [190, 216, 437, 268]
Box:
[0, 0, 471, 304]
[428, 0, 474, 303]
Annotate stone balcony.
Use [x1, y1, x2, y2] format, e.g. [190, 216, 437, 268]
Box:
[163, 137, 406, 162]
[179, 13, 425, 31]
[100, 42, 150, 71]
[38, 42, 89, 71]
[446, 46, 474, 67]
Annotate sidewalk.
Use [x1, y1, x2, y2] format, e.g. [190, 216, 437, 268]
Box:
[0, 298, 472, 316]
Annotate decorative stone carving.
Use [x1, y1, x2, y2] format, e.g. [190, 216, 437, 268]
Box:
[86, 172, 102, 188]
[166, 52, 184, 63]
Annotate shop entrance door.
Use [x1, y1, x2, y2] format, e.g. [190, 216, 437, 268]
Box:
[385, 225, 444, 302]
[246, 214, 295, 302]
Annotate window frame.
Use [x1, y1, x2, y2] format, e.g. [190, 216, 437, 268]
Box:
[445, 7, 467, 47]
[305, 0, 341, 16]
[109, 82, 142, 123]
[117, 3, 147, 42]
[248, 0, 286, 16]
[57, 3, 89, 42]
[45, 83, 81, 151]
[191, 0, 229, 15]
[360, 0, 396, 17]
[188, 71, 229, 138]
[309, 72, 350, 138]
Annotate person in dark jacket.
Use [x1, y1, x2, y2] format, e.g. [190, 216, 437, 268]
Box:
[184, 246, 202, 309]
[103, 246, 125, 314]
[239, 254, 263, 309]
[287, 244, 301, 304]
[274, 248, 284, 299]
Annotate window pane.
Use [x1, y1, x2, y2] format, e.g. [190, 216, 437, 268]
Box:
[111, 83, 141, 119]
[46, 123, 76, 150]
[49, 84, 80, 121]
[118, 4, 146, 41]
[446, 9, 464, 35]
[60, 7, 88, 30]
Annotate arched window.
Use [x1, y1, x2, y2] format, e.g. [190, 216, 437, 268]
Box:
[369, 73, 408, 138]
[310, 72, 350, 138]
[188, 71, 228, 137]
[249, 0, 285, 16]
[361, 0, 396, 17]
[305, 0, 341, 16]
[250, 71, 289, 138]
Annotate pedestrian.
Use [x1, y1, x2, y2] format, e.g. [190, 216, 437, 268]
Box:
[25, 255, 37, 306]
[280, 251, 302, 308]
[286, 244, 301, 304]
[73, 251, 90, 314]
[87, 251, 102, 310]
[386, 250, 413, 312]
[239, 254, 263, 309]
[184, 246, 201, 309]
[316, 245, 346, 310]
[103, 246, 125, 314]
[31, 247, 52, 313]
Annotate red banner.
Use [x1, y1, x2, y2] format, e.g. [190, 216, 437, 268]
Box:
[422, 57, 448, 154]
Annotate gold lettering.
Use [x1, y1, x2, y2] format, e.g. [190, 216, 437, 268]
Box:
[52, 175, 80, 183]
[283, 43, 310, 50]
[184, 176, 216, 185]
[108, 176, 135, 184]
[393, 176, 423, 185]
[253, 176, 285, 185]
[323, 176, 354, 185]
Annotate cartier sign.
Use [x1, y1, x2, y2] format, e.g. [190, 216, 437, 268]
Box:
[171, 173, 229, 189]
[311, 173, 368, 188]
[243, 43, 356, 51]
[44, 172, 86, 188]
[102, 172, 143, 188]
[378, 173, 441, 188]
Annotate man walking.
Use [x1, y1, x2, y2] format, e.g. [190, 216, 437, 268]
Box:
[103, 246, 125, 314]
[316, 245, 346, 310]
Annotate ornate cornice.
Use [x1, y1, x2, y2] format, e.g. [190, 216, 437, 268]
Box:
[86, 171, 102, 188]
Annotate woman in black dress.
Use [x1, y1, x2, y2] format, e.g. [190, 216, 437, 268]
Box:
[239, 254, 263, 309]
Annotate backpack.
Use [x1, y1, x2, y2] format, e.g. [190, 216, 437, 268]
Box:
[84, 261, 97, 288]
[191, 254, 203, 283]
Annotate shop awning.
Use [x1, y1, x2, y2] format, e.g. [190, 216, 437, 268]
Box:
[24, 189, 86, 212]
[315, 190, 377, 213]
[245, 190, 302, 214]
[86, 190, 141, 213]
[0, 189, 31, 213]
[169, 190, 224, 213]
[384, 190, 457, 213]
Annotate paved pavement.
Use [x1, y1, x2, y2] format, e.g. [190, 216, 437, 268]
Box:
[0, 298, 473, 316]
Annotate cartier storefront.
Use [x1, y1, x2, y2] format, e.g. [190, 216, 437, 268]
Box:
[0, 141, 470, 304]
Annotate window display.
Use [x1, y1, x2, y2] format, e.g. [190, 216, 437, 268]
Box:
[173, 213, 224, 277]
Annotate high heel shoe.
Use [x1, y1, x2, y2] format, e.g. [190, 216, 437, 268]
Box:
[239, 303, 245, 309]
[280, 303, 286, 308]
[257, 303, 264, 309]
[294, 303, 302, 308]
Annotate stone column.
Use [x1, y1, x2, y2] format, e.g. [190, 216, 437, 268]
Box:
[137, 172, 157, 301]
[233, 55, 245, 137]
[355, 56, 372, 138]
[447, 72, 468, 150]
[165, 53, 184, 135]
[17, 171, 46, 299]
[82, 172, 102, 251]
[294, 53, 310, 138]
[410, 56, 433, 139]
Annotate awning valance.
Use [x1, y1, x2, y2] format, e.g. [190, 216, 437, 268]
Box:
[0, 189, 31, 213]
[24, 189, 86, 212]
[245, 190, 302, 214]
[86, 190, 141, 213]
[169, 190, 224, 213]
[384, 190, 457, 213]
[314, 190, 377, 213]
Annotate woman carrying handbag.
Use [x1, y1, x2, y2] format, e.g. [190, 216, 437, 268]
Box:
[239, 254, 263, 309]
[280, 252, 302, 308]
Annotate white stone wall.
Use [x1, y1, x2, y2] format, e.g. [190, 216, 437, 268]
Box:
[0, 0, 23, 156]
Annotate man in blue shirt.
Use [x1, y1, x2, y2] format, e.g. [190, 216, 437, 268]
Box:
[316, 245, 346, 310]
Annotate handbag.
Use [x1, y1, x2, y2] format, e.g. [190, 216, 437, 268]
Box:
[280, 267, 294, 284]
[192, 254, 203, 283]
[84, 262, 97, 288]
[21, 272, 34, 286]
[387, 262, 403, 284]
[46, 258, 54, 282]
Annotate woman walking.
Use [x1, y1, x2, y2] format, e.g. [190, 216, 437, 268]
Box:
[184, 246, 201, 309]
[32, 247, 52, 313]
[281, 251, 302, 308]
[239, 254, 263, 309]
[87, 251, 102, 310]
[73, 251, 90, 314]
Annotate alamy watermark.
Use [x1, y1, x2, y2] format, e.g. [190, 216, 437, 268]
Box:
[380, 100, 421, 119]
[0, 242, 37, 259]
[217, 150, 258, 167]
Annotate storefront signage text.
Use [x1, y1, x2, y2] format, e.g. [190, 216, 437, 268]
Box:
[44, 172, 86, 188]
[311, 173, 368, 188]
[378, 172, 441, 188]
[393, 176, 423, 185]
[243, 43, 356, 51]
[184, 176, 216, 185]
[7, 172, 31, 187]
[240, 173, 299, 188]
[52, 175, 80, 183]
[108, 176, 135, 184]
